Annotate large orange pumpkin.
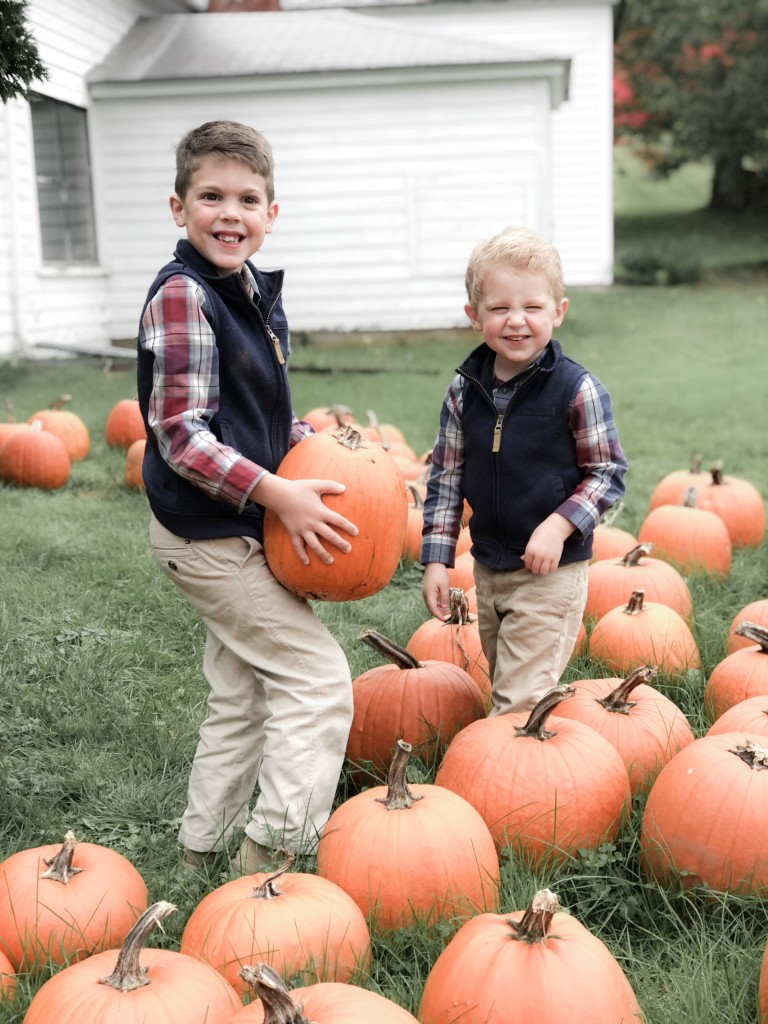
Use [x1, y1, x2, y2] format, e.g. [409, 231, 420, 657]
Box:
[27, 394, 90, 462]
[228, 963, 419, 1023]
[704, 623, 768, 721]
[406, 588, 490, 706]
[23, 902, 239, 1024]
[588, 589, 701, 677]
[585, 542, 693, 623]
[180, 862, 371, 998]
[418, 889, 643, 1024]
[0, 830, 147, 970]
[104, 398, 147, 449]
[641, 733, 768, 895]
[706, 695, 768, 740]
[728, 600, 768, 654]
[316, 740, 500, 933]
[346, 629, 485, 786]
[648, 454, 705, 510]
[693, 463, 765, 548]
[0, 420, 70, 490]
[552, 666, 695, 794]
[638, 499, 732, 578]
[434, 689, 631, 865]
[263, 426, 407, 601]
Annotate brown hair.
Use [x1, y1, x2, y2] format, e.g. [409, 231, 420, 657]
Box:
[174, 120, 275, 203]
[465, 227, 565, 308]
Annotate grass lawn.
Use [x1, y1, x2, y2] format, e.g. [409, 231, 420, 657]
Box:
[0, 153, 767, 1022]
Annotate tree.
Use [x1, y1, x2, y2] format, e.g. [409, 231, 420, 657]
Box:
[0, 0, 48, 103]
[614, 0, 768, 209]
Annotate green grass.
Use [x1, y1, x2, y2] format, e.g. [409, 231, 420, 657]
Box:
[1, 155, 767, 1021]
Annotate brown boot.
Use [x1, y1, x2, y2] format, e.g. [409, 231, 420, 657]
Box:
[181, 847, 219, 871]
[231, 837, 273, 876]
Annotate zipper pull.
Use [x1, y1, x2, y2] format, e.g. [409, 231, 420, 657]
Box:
[266, 323, 285, 365]
[492, 414, 503, 453]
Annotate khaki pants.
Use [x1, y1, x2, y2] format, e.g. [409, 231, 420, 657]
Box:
[149, 515, 353, 854]
[473, 559, 588, 716]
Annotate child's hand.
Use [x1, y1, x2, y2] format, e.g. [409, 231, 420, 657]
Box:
[252, 474, 358, 565]
[422, 562, 451, 619]
[522, 513, 575, 575]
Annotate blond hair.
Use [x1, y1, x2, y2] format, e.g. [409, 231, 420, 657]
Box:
[465, 227, 565, 308]
[174, 121, 275, 204]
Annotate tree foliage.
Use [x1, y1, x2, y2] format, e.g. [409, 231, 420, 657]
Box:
[614, 0, 768, 208]
[0, 0, 48, 103]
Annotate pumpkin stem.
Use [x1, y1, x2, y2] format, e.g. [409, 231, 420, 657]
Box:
[509, 888, 560, 943]
[50, 393, 73, 411]
[405, 481, 424, 509]
[689, 454, 703, 473]
[682, 487, 698, 508]
[599, 500, 625, 529]
[98, 901, 176, 992]
[734, 622, 768, 653]
[515, 688, 574, 740]
[598, 666, 658, 714]
[39, 830, 84, 883]
[334, 424, 366, 449]
[446, 587, 472, 626]
[358, 628, 422, 670]
[238, 963, 313, 1023]
[375, 739, 424, 810]
[328, 404, 353, 428]
[248, 855, 296, 900]
[622, 590, 646, 616]
[619, 543, 654, 567]
[709, 461, 725, 486]
[365, 408, 390, 450]
[729, 740, 768, 771]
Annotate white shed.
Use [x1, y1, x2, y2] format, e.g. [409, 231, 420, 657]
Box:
[0, 0, 616, 355]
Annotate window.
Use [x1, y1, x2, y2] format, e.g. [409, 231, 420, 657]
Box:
[29, 93, 98, 263]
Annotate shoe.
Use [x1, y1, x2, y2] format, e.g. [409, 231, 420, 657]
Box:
[181, 847, 219, 871]
[231, 837, 274, 876]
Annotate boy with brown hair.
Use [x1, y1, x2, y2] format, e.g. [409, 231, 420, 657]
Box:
[421, 227, 627, 714]
[137, 120, 357, 874]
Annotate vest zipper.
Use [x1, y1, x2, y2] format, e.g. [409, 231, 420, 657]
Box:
[238, 273, 285, 365]
[459, 364, 539, 454]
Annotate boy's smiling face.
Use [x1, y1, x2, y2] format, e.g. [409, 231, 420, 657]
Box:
[465, 265, 568, 380]
[170, 154, 278, 275]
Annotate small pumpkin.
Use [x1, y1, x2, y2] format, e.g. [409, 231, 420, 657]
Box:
[648, 454, 705, 510]
[263, 426, 408, 601]
[27, 394, 90, 461]
[300, 404, 355, 433]
[704, 623, 768, 721]
[693, 463, 765, 548]
[124, 438, 146, 490]
[180, 860, 371, 998]
[0, 419, 70, 490]
[0, 830, 147, 970]
[588, 589, 701, 677]
[590, 501, 640, 563]
[728, 600, 768, 654]
[434, 688, 631, 865]
[346, 629, 485, 786]
[23, 902, 239, 1024]
[316, 740, 500, 933]
[418, 889, 643, 1024]
[228, 962, 419, 1023]
[641, 733, 768, 895]
[0, 948, 14, 1004]
[104, 398, 147, 449]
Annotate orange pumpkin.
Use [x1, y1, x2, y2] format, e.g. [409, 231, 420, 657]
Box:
[704, 623, 768, 721]
[0, 948, 14, 1003]
[418, 889, 643, 1024]
[641, 733, 768, 895]
[638, 498, 731, 578]
[104, 398, 147, 449]
[445, 549, 475, 591]
[124, 438, 146, 490]
[229, 963, 419, 1023]
[406, 589, 490, 706]
[346, 629, 485, 785]
[648, 454, 705, 510]
[300, 404, 355, 433]
[180, 862, 371, 998]
[434, 689, 631, 865]
[316, 740, 500, 933]
[728, 600, 768, 654]
[0, 419, 70, 490]
[585, 542, 693, 623]
[588, 589, 701, 676]
[693, 463, 765, 548]
[553, 667, 695, 793]
[23, 902, 238, 1024]
[0, 830, 147, 970]
[706, 695, 768, 739]
[590, 501, 639, 563]
[27, 394, 90, 461]
[263, 426, 407, 601]
[402, 483, 424, 561]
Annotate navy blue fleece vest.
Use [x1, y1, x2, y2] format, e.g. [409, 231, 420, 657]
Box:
[459, 339, 592, 571]
[136, 240, 292, 541]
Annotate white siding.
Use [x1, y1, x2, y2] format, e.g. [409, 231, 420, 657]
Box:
[92, 71, 552, 335]
[365, 1, 616, 287]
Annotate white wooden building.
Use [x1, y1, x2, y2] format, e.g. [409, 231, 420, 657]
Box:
[0, 0, 616, 356]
